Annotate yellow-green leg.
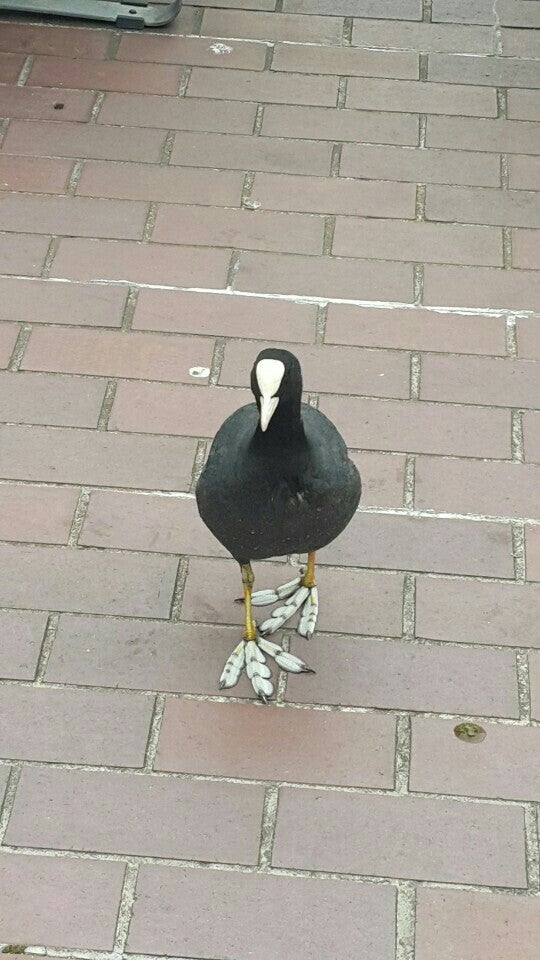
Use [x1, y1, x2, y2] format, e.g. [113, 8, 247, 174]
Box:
[301, 551, 316, 589]
[241, 562, 257, 641]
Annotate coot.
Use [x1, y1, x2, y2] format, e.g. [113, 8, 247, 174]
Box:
[196, 347, 361, 700]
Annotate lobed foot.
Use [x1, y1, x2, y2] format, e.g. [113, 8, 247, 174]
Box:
[251, 576, 319, 640]
[219, 635, 313, 702]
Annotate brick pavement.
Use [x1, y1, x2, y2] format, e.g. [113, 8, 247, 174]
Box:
[0, 1, 539, 957]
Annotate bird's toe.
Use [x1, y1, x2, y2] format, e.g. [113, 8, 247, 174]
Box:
[251, 575, 302, 607]
[258, 637, 314, 676]
[298, 585, 319, 640]
[218, 641, 246, 690]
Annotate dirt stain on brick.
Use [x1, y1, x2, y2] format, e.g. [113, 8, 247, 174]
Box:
[454, 722, 487, 743]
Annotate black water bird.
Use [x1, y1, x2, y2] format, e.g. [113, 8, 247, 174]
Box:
[196, 347, 361, 700]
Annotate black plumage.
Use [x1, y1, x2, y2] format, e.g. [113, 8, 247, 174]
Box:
[196, 346, 362, 700]
[196, 348, 361, 563]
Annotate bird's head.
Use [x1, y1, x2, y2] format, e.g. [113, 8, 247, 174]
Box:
[250, 348, 303, 433]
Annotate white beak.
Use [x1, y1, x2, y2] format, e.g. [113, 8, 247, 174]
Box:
[260, 395, 279, 432]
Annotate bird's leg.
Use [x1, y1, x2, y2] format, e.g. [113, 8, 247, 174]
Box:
[221, 562, 272, 697]
[242, 561, 257, 642]
[220, 561, 314, 702]
[301, 550, 316, 588]
[252, 551, 319, 640]
[298, 551, 319, 639]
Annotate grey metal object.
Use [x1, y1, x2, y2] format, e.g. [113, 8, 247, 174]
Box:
[0, 0, 181, 28]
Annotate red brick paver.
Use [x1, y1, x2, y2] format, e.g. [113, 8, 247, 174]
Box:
[128, 867, 397, 959]
[0, 610, 48, 679]
[0, 52, 25, 83]
[27, 55, 185, 96]
[7, 766, 265, 864]
[0, 277, 128, 327]
[0, 424, 198, 490]
[155, 697, 397, 786]
[0, 155, 73, 194]
[286, 635, 519, 715]
[0, 3, 539, 957]
[0, 853, 124, 951]
[22, 327, 216, 381]
[2, 119, 167, 161]
[415, 888, 540, 960]
[46, 616, 261, 697]
[0, 685, 153, 766]
[0, 482, 78, 544]
[0, 323, 19, 367]
[416, 577, 540, 647]
[273, 789, 526, 885]
[0, 371, 106, 426]
[410, 716, 540, 801]
[0, 86, 95, 122]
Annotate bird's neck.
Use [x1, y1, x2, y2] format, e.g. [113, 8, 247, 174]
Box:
[254, 400, 305, 447]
